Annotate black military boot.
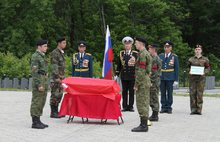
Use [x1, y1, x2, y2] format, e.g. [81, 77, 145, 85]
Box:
[32, 116, 45, 129]
[50, 105, 61, 118]
[131, 117, 148, 132]
[149, 111, 159, 121]
[39, 117, 49, 128]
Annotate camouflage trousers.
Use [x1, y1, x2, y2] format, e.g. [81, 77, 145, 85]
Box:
[50, 82, 63, 106]
[189, 75, 205, 113]
[30, 89, 48, 117]
[136, 76, 150, 118]
[150, 81, 160, 112]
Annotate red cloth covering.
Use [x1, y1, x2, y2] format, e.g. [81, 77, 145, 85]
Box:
[59, 77, 122, 120]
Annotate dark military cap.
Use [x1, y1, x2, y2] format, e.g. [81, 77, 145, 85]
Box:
[135, 37, 147, 45]
[56, 37, 66, 43]
[195, 44, 202, 49]
[149, 44, 158, 48]
[36, 39, 48, 46]
[78, 41, 87, 47]
[164, 41, 173, 46]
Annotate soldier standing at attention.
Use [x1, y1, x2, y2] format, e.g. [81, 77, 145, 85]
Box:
[131, 37, 152, 132]
[115, 36, 138, 112]
[159, 41, 179, 114]
[148, 44, 162, 121]
[72, 41, 93, 78]
[50, 37, 66, 118]
[188, 44, 210, 115]
[30, 39, 49, 129]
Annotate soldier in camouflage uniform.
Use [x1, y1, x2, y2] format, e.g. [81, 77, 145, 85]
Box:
[148, 44, 161, 121]
[30, 39, 49, 129]
[131, 37, 152, 132]
[50, 37, 66, 118]
[188, 44, 210, 115]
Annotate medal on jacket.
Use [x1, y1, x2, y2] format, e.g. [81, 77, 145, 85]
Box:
[169, 56, 174, 66]
[82, 59, 89, 67]
[73, 54, 79, 65]
[128, 55, 136, 66]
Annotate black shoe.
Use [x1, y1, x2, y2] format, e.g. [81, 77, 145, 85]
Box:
[131, 117, 148, 132]
[160, 110, 167, 113]
[39, 118, 49, 127]
[190, 112, 196, 115]
[128, 108, 134, 112]
[167, 110, 172, 114]
[32, 116, 45, 129]
[149, 111, 159, 121]
[121, 108, 128, 112]
[50, 105, 62, 118]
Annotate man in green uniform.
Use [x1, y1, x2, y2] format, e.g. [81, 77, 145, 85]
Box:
[50, 37, 66, 118]
[188, 44, 210, 115]
[148, 44, 161, 121]
[131, 37, 152, 132]
[30, 39, 49, 129]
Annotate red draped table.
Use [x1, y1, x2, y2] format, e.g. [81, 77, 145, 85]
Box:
[59, 77, 123, 124]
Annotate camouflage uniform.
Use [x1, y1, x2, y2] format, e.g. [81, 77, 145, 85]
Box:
[135, 48, 152, 119]
[150, 55, 161, 112]
[50, 48, 65, 116]
[188, 56, 210, 114]
[30, 51, 48, 117]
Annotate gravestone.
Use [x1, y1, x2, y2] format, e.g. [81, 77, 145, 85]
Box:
[20, 78, 28, 89]
[3, 77, 13, 88]
[13, 78, 19, 89]
[28, 78, 32, 90]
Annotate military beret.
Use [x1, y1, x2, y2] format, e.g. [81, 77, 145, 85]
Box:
[78, 41, 87, 47]
[164, 41, 173, 46]
[149, 44, 158, 48]
[135, 37, 147, 45]
[36, 39, 48, 46]
[56, 37, 66, 43]
[122, 36, 134, 44]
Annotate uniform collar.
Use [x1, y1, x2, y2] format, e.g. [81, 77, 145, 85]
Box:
[36, 50, 45, 56]
[165, 52, 171, 58]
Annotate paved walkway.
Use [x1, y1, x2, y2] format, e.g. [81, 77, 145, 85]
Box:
[0, 91, 220, 142]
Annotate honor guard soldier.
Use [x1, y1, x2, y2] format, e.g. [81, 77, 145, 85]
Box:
[50, 37, 66, 118]
[72, 41, 93, 77]
[159, 41, 179, 114]
[188, 44, 210, 115]
[115, 36, 138, 112]
[30, 39, 49, 129]
[148, 44, 162, 121]
[131, 37, 152, 132]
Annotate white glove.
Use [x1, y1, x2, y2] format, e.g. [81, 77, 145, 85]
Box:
[173, 81, 179, 86]
[114, 76, 118, 80]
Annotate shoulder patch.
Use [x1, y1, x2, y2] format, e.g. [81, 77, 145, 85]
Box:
[172, 53, 178, 56]
[85, 53, 92, 56]
[132, 50, 138, 53]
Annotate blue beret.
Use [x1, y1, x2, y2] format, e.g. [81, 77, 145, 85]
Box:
[36, 39, 48, 46]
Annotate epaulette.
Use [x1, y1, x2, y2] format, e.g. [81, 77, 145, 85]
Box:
[85, 53, 92, 56]
[132, 50, 138, 54]
[172, 53, 178, 56]
[159, 53, 165, 56]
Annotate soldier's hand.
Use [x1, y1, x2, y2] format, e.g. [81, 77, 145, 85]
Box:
[38, 86, 45, 92]
[134, 86, 138, 91]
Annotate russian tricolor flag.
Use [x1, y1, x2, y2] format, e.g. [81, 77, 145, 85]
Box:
[102, 25, 113, 80]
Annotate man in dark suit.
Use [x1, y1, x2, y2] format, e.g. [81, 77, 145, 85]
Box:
[159, 41, 179, 114]
[116, 36, 138, 112]
[72, 41, 93, 78]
